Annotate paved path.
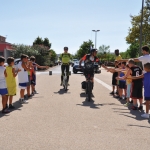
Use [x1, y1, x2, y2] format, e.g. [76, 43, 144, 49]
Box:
[0, 66, 150, 150]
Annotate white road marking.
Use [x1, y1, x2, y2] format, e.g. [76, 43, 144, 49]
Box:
[94, 77, 112, 91]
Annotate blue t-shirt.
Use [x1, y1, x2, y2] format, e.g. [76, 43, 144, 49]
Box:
[144, 72, 150, 97]
[119, 68, 125, 82]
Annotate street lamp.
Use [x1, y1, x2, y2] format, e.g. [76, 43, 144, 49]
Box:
[139, 0, 144, 56]
[92, 30, 100, 49]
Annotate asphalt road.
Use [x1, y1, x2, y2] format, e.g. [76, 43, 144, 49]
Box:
[0, 65, 150, 150]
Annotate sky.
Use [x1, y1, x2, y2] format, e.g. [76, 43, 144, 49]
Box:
[0, 0, 143, 54]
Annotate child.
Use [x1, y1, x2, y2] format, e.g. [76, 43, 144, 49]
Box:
[116, 64, 132, 106]
[117, 62, 126, 101]
[17, 54, 31, 103]
[5, 57, 20, 109]
[0, 56, 9, 113]
[26, 56, 33, 99]
[131, 63, 150, 118]
[126, 59, 143, 110]
[110, 61, 119, 95]
[30, 56, 49, 94]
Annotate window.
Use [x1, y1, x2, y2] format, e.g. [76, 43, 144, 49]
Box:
[0, 51, 4, 56]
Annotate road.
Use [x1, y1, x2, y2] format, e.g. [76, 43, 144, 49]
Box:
[0, 65, 150, 150]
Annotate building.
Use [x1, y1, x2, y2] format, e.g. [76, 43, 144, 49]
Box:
[0, 35, 13, 60]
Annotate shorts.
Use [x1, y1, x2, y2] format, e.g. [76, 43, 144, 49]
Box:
[145, 97, 150, 101]
[131, 82, 143, 99]
[126, 83, 131, 98]
[119, 81, 126, 89]
[31, 79, 36, 86]
[112, 72, 118, 86]
[0, 88, 8, 95]
[26, 75, 31, 86]
[84, 70, 94, 79]
[19, 83, 27, 89]
[31, 74, 36, 86]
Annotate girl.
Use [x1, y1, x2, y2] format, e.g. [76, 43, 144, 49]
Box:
[5, 57, 20, 109]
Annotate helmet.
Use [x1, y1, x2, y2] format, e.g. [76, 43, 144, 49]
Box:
[64, 47, 68, 50]
[90, 49, 97, 53]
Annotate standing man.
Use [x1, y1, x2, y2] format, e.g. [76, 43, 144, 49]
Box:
[115, 49, 122, 61]
[60, 47, 72, 86]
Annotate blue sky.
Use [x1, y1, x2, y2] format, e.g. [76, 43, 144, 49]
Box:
[1, 0, 142, 54]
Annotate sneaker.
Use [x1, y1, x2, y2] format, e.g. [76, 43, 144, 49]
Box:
[60, 82, 63, 86]
[22, 99, 28, 104]
[115, 95, 120, 98]
[34, 90, 39, 94]
[124, 102, 130, 107]
[2, 108, 10, 114]
[141, 113, 149, 119]
[31, 92, 34, 96]
[110, 91, 114, 95]
[115, 91, 118, 95]
[129, 100, 133, 103]
[9, 104, 15, 109]
[131, 106, 138, 110]
[118, 97, 123, 101]
[19, 99, 24, 104]
[27, 95, 32, 99]
[138, 106, 143, 110]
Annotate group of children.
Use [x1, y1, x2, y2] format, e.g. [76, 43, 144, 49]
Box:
[0, 54, 49, 113]
[103, 59, 150, 119]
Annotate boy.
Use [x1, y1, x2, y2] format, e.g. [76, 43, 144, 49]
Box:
[110, 61, 119, 95]
[17, 54, 31, 103]
[0, 56, 9, 113]
[5, 57, 20, 109]
[131, 63, 150, 118]
[26, 56, 33, 99]
[126, 59, 143, 110]
[118, 62, 126, 100]
[116, 64, 132, 106]
[30, 56, 49, 94]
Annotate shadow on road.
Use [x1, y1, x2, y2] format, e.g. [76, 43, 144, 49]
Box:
[77, 99, 100, 109]
[54, 89, 71, 95]
[127, 124, 150, 128]
[80, 92, 94, 98]
[0, 99, 23, 118]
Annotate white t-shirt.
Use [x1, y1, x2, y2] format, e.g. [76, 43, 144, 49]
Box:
[17, 62, 28, 83]
[138, 54, 150, 73]
[0, 66, 7, 89]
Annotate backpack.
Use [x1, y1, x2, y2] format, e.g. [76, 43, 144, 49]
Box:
[61, 53, 71, 57]
[81, 81, 86, 89]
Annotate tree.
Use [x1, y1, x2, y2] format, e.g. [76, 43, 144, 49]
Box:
[50, 49, 57, 61]
[33, 36, 43, 45]
[98, 45, 110, 54]
[97, 45, 113, 61]
[11, 44, 40, 58]
[43, 38, 51, 49]
[126, 42, 139, 58]
[76, 40, 94, 59]
[126, 0, 150, 46]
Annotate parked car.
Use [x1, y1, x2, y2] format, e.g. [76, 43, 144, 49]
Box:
[73, 61, 84, 73]
[71, 59, 79, 67]
[73, 61, 101, 74]
[3, 58, 21, 70]
[106, 62, 115, 67]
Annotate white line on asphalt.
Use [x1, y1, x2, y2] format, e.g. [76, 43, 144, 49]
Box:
[94, 77, 112, 91]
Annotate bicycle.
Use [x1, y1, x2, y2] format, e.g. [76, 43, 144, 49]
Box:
[81, 62, 94, 102]
[62, 70, 71, 91]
